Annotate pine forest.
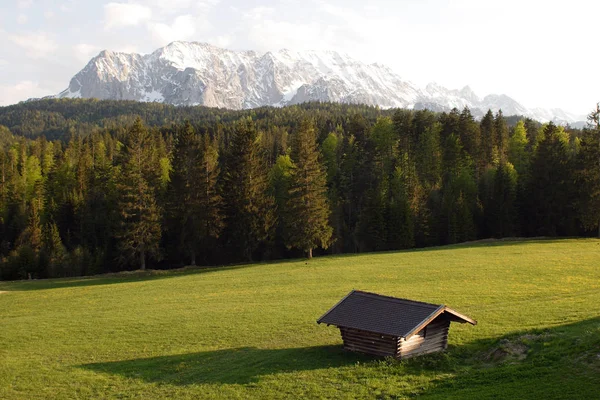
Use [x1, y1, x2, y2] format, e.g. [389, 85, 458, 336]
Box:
[0, 99, 598, 280]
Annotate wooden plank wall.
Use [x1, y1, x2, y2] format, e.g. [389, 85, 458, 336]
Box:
[338, 316, 451, 359]
[397, 318, 450, 359]
[339, 327, 399, 357]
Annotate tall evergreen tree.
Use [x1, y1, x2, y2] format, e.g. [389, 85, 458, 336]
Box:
[270, 154, 293, 257]
[387, 167, 415, 249]
[117, 118, 162, 270]
[526, 123, 575, 236]
[168, 122, 223, 265]
[480, 110, 497, 166]
[494, 110, 509, 162]
[196, 134, 224, 261]
[222, 119, 275, 261]
[508, 120, 529, 177]
[483, 163, 518, 237]
[458, 107, 481, 172]
[576, 103, 600, 237]
[285, 119, 333, 258]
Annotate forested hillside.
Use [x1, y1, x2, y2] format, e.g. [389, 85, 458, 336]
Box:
[0, 99, 598, 280]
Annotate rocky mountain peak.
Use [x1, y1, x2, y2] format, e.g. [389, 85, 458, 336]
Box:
[54, 42, 585, 124]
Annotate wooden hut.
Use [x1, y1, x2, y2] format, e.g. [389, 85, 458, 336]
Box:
[317, 290, 476, 359]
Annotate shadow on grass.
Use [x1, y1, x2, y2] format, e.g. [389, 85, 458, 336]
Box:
[3, 237, 594, 292]
[79, 317, 600, 394]
[80, 345, 372, 385]
[0, 264, 254, 292]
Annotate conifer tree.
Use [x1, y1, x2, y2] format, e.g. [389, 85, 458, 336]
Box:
[196, 133, 224, 261]
[387, 167, 414, 249]
[576, 103, 600, 237]
[495, 110, 509, 162]
[222, 119, 275, 261]
[285, 119, 333, 258]
[416, 122, 442, 188]
[484, 163, 518, 237]
[508, 120, 529, 177]
[480, 110, 497, 166]
[117, 118, 162, 270]
[168, 122, 222, 265]
[526, 123, 575, 236]
[270, 154, 293, 255]
[458, 107, 481, 174]
[41, 222, 67, 278]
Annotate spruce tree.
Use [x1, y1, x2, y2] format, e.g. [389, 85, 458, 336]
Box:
[117, 118, 162, 270]
[508, 120, 529, 177]
[196, 134, 224, 261]
[222, 119, 275, 261]
[169, 122, 223, 265]
[526, 123, 574, 236]
[284, 119, 333, 258]
[269, 154, 293, 256]
[458, 107, 481, 174]
[480, 110, 497, 167]
[495, 110, 509, 162]
[41, 222, 67, 278]
[576, 104, 600, 237]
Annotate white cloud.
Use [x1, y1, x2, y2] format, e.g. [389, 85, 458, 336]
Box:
[112, 44, 140, 54]
[0, 81, 51, 106]
[104, 2, 152, 29]
[17, 14, 28, 24]
[74, 43, 101, 64]
[148, 14, 206, 46]
[17, 0, 33, 9]
[211, 35, 233, 49]
[44, 10, 55, 19]
[238, 6, 343, 53]
[0, 59, 8, 67]
[146, 0, 220, 13]
[9, 32, 58, 59]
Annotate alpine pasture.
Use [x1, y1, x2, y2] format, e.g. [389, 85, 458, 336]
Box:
[1, 239, 599, 399]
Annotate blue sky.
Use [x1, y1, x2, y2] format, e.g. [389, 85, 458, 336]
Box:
[1, 0, 598, 115]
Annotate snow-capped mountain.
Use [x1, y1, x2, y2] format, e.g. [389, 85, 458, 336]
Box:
[56, 41, 585, 124]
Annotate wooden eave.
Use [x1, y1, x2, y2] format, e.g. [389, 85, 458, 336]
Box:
[317, 290, 476, 340]
[403, 305, 477, 340]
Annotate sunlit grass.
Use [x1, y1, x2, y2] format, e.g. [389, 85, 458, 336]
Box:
[1, 238, 599, 399]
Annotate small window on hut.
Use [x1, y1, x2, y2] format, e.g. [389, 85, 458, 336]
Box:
[421, 327, 427, 338]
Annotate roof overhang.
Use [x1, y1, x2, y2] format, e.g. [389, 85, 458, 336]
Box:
[316, 290, 477, 340]
[403, 305, 477, 340]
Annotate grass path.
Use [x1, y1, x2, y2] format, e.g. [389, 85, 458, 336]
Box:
[1, 239, 599, 399]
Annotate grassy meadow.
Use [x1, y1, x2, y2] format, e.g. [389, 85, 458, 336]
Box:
[1, 238, 600, 399]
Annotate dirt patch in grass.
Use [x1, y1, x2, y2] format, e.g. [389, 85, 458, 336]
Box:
[485, 333, 555, 363]
[0, 291, 7, 294]
[487, 340, 529, 362]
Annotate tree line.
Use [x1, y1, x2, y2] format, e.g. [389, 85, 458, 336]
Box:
[0, 100, 598, 280]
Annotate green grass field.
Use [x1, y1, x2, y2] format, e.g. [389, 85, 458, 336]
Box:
[1, 239, 600, 399]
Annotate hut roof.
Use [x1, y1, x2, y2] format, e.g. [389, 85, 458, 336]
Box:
[317, 290, 476, 339]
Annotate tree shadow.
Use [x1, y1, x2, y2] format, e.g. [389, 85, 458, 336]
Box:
[79, 345, 372, 385]
[0, 264, 253, 292]
[2, 237, 594, 291]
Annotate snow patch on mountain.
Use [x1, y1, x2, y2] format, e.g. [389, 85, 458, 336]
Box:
[53, 41, 586, 124]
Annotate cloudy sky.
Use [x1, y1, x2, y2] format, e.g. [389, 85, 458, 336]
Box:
[1, 0, 598, 115]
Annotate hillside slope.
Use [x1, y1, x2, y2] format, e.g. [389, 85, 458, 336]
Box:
[1, 239, 599, 399]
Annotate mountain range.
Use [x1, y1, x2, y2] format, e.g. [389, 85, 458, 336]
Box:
[54, 41, 585, 125]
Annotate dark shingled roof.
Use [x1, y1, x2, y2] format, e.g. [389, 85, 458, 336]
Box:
[317, 290, 475, 338]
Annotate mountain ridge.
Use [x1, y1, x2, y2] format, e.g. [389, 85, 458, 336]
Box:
[53, 41, 585, 125]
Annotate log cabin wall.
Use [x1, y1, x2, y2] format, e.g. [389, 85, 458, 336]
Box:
[397, 316, 450, 359]
[339, 327, 399, 357]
